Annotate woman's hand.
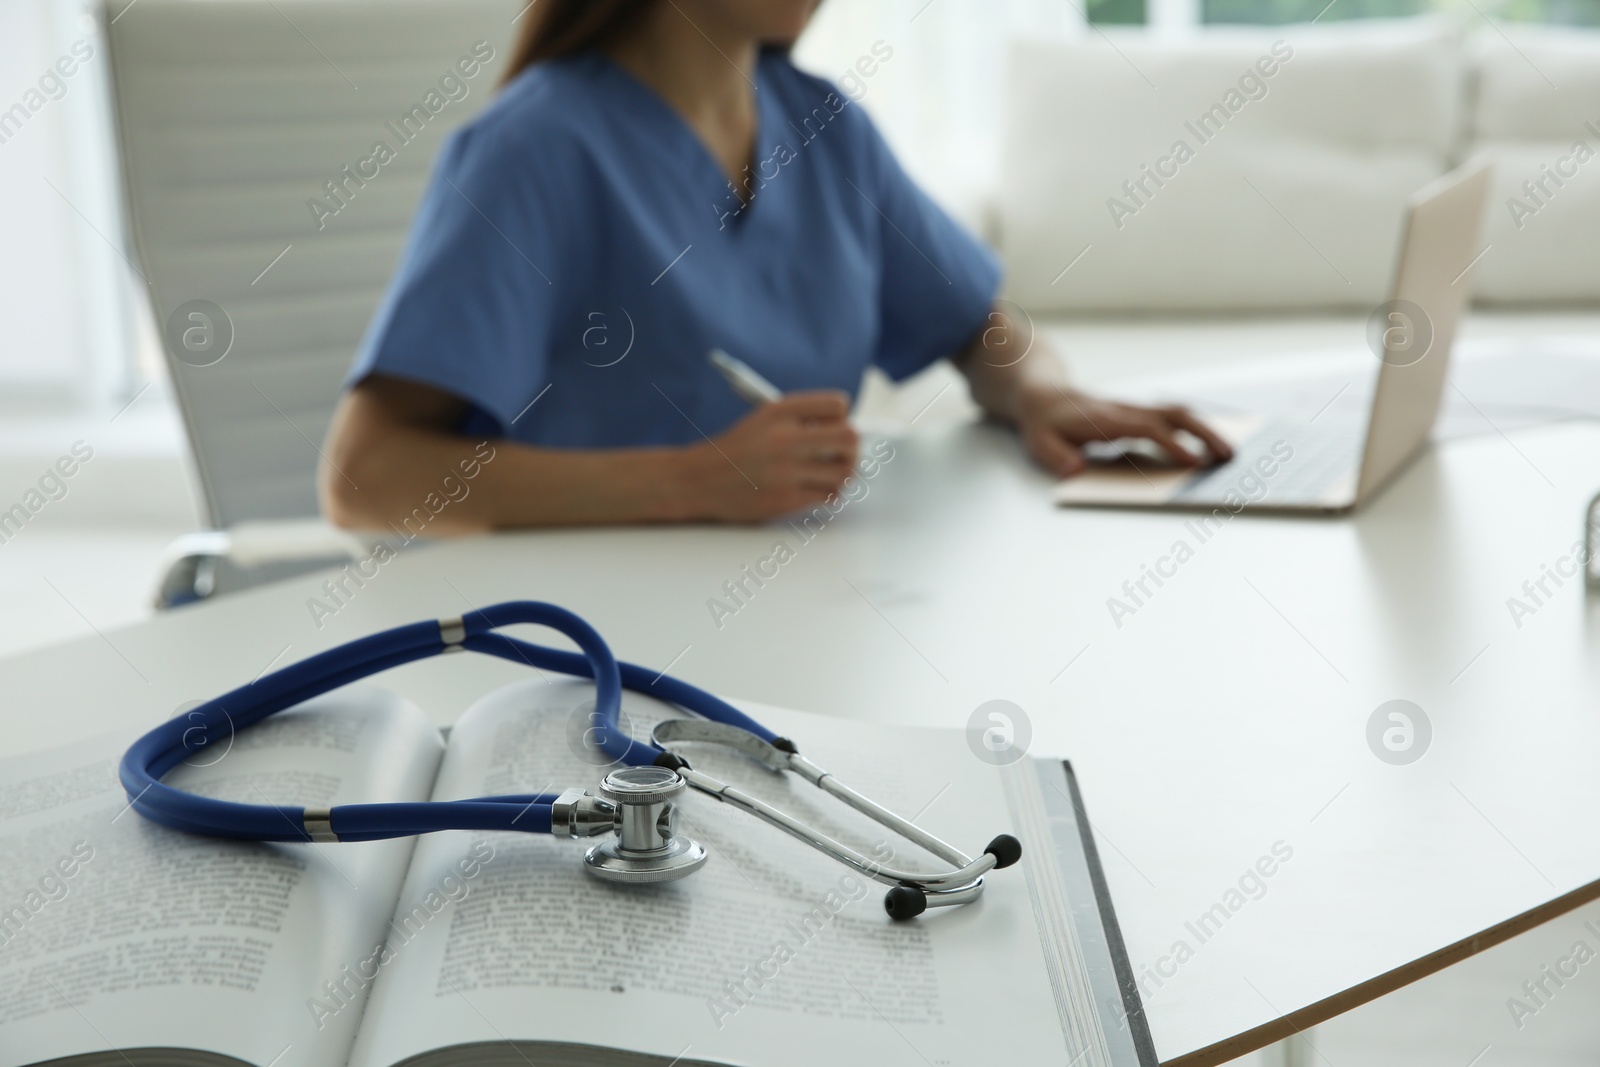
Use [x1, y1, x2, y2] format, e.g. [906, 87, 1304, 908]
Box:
[683, 391, 860, 521]
[1014, 382, 1234, 478]
[952, 302, 1234, 480]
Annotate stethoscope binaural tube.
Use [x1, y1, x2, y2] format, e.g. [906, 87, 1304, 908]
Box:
[649, 720, 1021, 918]
[119, 600, 1019, 918]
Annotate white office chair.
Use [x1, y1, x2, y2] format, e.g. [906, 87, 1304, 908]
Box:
[104, 0, 521, 605]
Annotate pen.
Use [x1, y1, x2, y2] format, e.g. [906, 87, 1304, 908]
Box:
[708, 348, 782, 406]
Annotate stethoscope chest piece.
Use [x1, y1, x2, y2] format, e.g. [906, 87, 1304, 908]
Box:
[577, 766, 708, 884]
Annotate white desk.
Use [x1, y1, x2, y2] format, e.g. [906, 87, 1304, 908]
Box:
[9, 418, 1600, 1065]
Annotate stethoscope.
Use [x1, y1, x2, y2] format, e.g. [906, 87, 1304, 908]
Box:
[120, 600, 1020, 919]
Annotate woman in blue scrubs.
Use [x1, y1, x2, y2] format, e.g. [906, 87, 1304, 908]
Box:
[322, 0, 1230, 531]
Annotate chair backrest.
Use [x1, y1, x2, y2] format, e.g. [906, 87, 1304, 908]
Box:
[107, 0, 521, 526]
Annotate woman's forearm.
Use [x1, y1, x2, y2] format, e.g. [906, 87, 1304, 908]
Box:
[320, 392, 708, 533]
[954, 305, 1068, 425]
[322, 373, 863, 532]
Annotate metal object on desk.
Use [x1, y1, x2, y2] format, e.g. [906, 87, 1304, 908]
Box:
[1587, 489, 1600, 590]
[563, 767, 709, 884]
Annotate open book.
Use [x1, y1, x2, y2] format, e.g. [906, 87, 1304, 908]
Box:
[0, 679, 1154, 1067]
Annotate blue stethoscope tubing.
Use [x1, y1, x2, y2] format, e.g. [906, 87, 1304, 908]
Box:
[119, 600, 779, 845]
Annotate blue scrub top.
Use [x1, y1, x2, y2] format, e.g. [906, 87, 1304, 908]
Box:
[348, 50, 1001, 448]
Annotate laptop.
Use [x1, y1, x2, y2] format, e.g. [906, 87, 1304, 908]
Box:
[1055, 160, 1493, 515]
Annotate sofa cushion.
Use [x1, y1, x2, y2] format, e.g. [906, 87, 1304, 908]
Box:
[1472, 24, 1600, 141]
[1467, 27, 1600, 305]
[999, 18, 1464, 314]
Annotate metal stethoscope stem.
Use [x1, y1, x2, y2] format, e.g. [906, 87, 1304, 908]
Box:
[678, 765, 1002, 912]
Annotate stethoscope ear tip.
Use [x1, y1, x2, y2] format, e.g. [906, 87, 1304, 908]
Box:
[881, 835, 1020, 919]
[985, 834, 1023, 869]
[884, 885, 928, 920]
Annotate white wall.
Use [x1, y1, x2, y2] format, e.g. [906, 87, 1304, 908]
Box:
[792, 0, 1082, 230]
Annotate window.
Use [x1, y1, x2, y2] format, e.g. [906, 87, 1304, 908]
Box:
[1202, 0, 1428, 22]
[1496, 0, 1600, 23]
[1074, 0, 1598, 23]
[0, 0, 133, 410]
[1089, 0, 1150, 25]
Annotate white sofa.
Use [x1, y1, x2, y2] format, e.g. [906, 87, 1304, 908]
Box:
[1469, 25, 1600, 304]
[996, 17, 1600, 314]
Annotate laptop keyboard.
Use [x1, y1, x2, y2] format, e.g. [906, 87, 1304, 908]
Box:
[1172, 419, 1363, 506]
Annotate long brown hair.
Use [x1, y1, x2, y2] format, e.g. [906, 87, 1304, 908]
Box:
[501, 0, 659, 85]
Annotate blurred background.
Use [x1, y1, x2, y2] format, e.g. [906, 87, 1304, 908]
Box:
[2, 1, 1598, 1059]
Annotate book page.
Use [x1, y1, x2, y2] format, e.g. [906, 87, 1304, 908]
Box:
[0, 687, 444, 1067]
[350, 678, 1072, 1067]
